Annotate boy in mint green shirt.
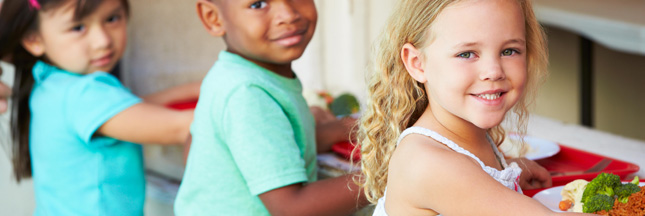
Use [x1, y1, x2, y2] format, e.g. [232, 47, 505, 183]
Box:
[174, 0, 368, 215]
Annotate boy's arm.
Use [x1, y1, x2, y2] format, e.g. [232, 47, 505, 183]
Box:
[259, 174, 369, 216]
[310, 106, 357, 153]
[183, 134, 192, 164]
[315, 117, 356, 153]
[142, 81, 201, 105]
[0, 79, 9, 114]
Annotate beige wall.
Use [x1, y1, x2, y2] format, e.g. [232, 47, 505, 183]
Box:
[535, 26, 645, 142]
[121, 0, 223, 95]
[535, 27, 581, 124]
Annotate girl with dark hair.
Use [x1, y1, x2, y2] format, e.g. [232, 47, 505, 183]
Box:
[0, 0, 199, 214]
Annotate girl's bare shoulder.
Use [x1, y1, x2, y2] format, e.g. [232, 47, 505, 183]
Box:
[389, 133, 473, 180]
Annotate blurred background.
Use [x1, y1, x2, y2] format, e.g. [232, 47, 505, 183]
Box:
[1, 0, 644, 215]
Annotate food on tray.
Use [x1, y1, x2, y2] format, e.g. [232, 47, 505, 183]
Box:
[499, 135, 534, 158]
[560, 179, 589, 212]
[302, 90, 360, 117]
[329, 93, 360, 116]
[302, 89, 333, 110]
[558, 173, 643, 215]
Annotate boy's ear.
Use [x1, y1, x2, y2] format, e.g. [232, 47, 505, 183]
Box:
[401, 43, 427, 83]
[196, 0, 225, 37]
[21, 33, 45, 57]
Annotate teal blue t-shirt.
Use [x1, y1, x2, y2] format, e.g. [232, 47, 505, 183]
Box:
[30, 61, 145, 216]
[174, 51, 317, 215]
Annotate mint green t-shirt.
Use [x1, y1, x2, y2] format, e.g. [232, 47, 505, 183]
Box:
[174, 51, 317, 215]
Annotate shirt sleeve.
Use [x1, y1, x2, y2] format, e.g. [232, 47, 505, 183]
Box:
[221, 85, 308, 196]
[64, 72, 142, 145]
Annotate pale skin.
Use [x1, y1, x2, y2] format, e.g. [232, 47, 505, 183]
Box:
[195, 0, 368, 214]
[386, 0, 593, 215]
[21, 0, 198, 145]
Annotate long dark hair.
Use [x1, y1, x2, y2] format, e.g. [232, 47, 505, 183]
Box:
[0, 0, 130, 182]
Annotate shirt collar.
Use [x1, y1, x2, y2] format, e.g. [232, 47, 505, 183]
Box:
[32, 61, 78, 83]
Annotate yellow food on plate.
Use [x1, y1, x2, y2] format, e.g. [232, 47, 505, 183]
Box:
[559, 179, 589, 212]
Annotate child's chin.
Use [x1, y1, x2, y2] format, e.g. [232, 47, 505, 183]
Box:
[275, 52, 306, 63]
[473, 118, 504, 130]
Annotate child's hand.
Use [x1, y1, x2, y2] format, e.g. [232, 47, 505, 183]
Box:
[311, 106, 357, 153]
[310, 106, 336, 125]
[183, 134, 191, 165]
[509, 157, 553, 189]
[0, 72, 10, 114]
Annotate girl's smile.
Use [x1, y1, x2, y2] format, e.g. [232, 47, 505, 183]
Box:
[471, 90, 507, 106]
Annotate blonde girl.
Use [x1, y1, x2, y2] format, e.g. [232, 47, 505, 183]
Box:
[358, 0, 593, 215]
[0, 0, 198, 214]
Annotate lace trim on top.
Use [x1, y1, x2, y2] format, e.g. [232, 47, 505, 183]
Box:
[397, 127, 523, 193]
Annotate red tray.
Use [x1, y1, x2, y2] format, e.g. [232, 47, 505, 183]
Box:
[331, 141, 361, 161]
[523, 144, 639, 197]
[167, 100, 198, 110]
[536, 144, 639, 185]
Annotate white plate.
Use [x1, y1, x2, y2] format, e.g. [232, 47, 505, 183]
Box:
[532, 182, 645, 212]
[507, 134, 561, 160]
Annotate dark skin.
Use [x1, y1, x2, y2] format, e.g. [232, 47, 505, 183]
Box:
[0, 67, 8, 114]
[310, 106, 357, 152]
[195, 0, 369, 215]
[0, 52, 10, 114]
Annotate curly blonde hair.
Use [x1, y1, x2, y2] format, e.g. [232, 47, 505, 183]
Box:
[356, 0, 548, 203]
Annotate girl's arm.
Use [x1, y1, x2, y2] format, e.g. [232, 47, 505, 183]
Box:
[96, 103, 193, 145]
[509, 157, 553, 189]
[259, 173, 369, 216]
[388, 136, 594, 216]
[142, 81, 201, 105]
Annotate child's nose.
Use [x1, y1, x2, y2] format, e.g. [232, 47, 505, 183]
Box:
[274, 2, 302, 25]
[90, 26, 112, 50]
[479, 57, 506, 81]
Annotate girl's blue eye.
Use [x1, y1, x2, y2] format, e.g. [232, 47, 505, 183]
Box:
[458, 52, 473, 59]
[250, 1, 267, 9]
[502, 49, 517, 56]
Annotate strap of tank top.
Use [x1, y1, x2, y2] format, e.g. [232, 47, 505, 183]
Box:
[398, 126, 503, 169]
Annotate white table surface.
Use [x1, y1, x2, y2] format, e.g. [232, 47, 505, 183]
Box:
[533, 0, 645, 56]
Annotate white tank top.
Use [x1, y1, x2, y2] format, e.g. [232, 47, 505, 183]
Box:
[372, 127, 523, 216]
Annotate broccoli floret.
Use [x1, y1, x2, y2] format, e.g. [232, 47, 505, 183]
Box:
[582, 194, 615, 213]
[615, 183, 641, 203]
[631, 176, 640, 185]
[581, 173, 621, 203]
